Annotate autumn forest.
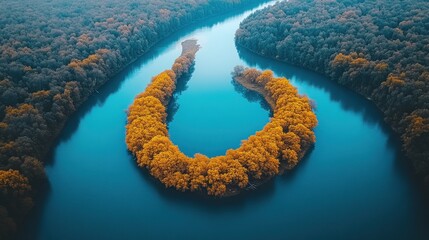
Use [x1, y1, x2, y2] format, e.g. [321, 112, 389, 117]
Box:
[1, 0, 429, 239]
[236, 0, 429, 189]
[126, 40, 317, 196]
[0, 0, 266, 238]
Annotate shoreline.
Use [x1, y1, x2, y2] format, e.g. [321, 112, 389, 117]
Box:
[39, 0, 271, 165]
[235, 41, 400, 137]
[234, 42, 429, 187]
[126, 40, 317, 198]
[225, 73, 313, 197]
[16, 2, 273, 236]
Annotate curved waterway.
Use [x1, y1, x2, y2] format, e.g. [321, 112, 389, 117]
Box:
[20, 2, 429, 239]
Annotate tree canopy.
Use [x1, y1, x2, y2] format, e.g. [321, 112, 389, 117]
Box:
[235, 0, 429, 189]
[0, 0, 266, 238]
[126, 40, 317, 197]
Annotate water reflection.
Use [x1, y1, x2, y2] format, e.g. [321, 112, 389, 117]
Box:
[132, 154, 277, 213]
[230, 77, 272, 114]
[167, 64, 195, 123]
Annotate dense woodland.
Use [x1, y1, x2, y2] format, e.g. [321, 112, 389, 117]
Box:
[126, 39, 317, 197]
[236, 0, 429, 188]
[0, 0, 267, 238]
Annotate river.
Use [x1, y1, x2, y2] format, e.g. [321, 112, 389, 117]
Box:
[20, 2, 429, 239]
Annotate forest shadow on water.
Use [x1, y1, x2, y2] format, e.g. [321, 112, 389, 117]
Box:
[279, 145, 316, 183]
[231, 78, 272, 115]
[18, 182, 52, 240]
[166, 64, 195, 124]
[131, 152, 277, 214]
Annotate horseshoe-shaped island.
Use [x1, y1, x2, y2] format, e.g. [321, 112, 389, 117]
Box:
[126, 39, 317, 196]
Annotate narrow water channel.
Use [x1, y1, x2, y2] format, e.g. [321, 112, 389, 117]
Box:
[20, 2, 429, 239]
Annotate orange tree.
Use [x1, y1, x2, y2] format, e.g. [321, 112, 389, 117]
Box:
[126, 40, 317, 196]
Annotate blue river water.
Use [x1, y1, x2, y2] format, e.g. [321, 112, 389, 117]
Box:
[20, 2, 429, 240]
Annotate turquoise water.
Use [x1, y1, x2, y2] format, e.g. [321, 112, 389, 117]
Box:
[20, 2, 429, 239]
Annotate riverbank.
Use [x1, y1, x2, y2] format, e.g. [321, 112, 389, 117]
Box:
[42, 0, 270, 166]
[127, 52, 317, 196]
[231, 67, 315, 190]
[234, 0, 429, 190]
[0, 1, 274, 239]
[20, 4, 429, 238]
[233, 70, 274, 109]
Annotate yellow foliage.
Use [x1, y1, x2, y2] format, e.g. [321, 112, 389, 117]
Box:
[5, 104, 37, 117]
[0, 170, 31, 197]
[384, 74, 405, 88]
[68, 49, 110, 69]
[332, 53, 352, 66]
[375, 62, 388, 71]
[125, 41, 317, 196]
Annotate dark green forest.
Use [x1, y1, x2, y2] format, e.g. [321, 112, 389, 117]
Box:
[236, 0, 429, 188]
[0, 0, 265, 238]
